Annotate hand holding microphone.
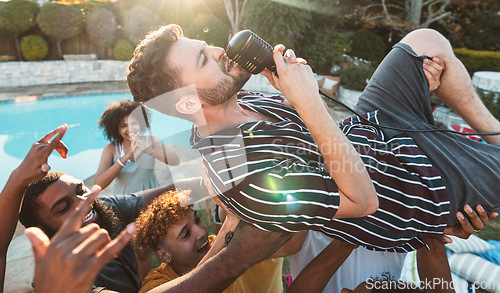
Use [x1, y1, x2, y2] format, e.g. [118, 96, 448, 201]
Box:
[226, 29, 307, 75]
[227, 30, 317, 106]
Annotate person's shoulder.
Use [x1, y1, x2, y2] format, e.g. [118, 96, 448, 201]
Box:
[103, 142, 117, 153]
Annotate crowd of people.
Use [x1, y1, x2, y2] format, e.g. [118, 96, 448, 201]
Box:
[0, 23, 499, 293]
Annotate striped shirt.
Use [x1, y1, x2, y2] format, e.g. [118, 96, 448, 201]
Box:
[191, 93, 450, 252]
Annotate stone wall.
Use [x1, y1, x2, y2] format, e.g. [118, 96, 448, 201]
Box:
[0, 60, 129, 87]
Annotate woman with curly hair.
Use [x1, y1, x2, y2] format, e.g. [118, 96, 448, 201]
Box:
[95, 99, 179, 195]
[134, 189, 284, 293]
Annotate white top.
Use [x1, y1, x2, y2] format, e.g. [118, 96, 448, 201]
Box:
[287, 231, 406, 292]
[471, 71, 500, 92]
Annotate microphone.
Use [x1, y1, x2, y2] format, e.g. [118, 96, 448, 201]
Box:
[226, 30, 276, 75]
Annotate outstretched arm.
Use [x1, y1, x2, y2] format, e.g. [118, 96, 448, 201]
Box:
[287, 239, 357, 293]
[262, 46, 378, 219]
[0, 125, 68, 289]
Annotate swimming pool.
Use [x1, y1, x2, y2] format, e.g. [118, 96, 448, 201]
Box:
[0, 93, 193, 189]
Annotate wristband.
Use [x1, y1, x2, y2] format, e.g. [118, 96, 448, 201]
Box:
[117, 159, 125, 167]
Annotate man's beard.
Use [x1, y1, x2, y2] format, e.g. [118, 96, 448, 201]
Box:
[93, 199, 121, 238]
[199, 71, 250, 106]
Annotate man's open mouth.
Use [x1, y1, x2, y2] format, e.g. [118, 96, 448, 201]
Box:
[82, 208, 97, 226]
[197, 239, 210, 254]
[226, 58, 236, 73]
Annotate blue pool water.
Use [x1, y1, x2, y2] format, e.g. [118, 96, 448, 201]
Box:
[0, 93, 192, 189]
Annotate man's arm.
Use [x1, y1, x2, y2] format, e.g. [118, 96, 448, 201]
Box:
[148, 222, 292, 293]
[287, 239, 357, 293]
[0, 125, 68, 289]
[262, 47, 378, 218]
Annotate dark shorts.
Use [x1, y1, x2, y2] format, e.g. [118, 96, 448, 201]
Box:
[356, 43, 500, 225]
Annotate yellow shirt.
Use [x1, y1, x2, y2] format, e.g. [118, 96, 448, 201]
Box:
[139, 235, 283, 293]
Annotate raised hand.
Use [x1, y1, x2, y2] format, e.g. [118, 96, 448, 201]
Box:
[440, 204, 498, 243]
[16, 124, 68, 185]
[423, 57, 444, 92]
[25, 185, 136, 293]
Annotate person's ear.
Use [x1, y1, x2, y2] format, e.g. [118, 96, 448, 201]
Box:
[155, 249, 172, 264]
[175, 94, 202, 115]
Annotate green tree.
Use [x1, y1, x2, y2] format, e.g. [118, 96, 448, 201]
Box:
[113, 39, 134, 61]
[243, 0, 311, 49]
[185, 13, 230, 47]
[20, 34, 48, 61]
[37, 2, 84, 59]
[0, 0, 40, 60]
[86, 8, 116, 48]
[298, 12, 352, 74]
[123, 5, 161, 45]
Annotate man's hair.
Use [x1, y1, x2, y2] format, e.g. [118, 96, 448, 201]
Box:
[98, 99, 149, 143]
[134, 189, 192, 250]
[19, 171, 66, 235]
[127, 24, 184, 104]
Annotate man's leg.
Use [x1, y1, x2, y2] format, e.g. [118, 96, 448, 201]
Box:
[400, 29, 500, 145]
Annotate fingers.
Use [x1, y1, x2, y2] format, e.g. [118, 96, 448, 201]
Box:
[464, 204, 486, 231]
[55, 141, 68, 159]
[41, 163, 50, 173]
[73, 227, 112, 256]
[285, 49, 297, 63]
[473, 204, 490, 228]
[490, 212, 499, 219]
[25, 227, 51, 262]
[96, 223, 136, 266]
[296, 58, 307, 65]
[46, 125, 68, 156]
[54, 185, 101, 239]
[455, 210, 475, 236]
[273, 44, 286, 72]
[437, 235, 453, 245]
[39, 125, 66, 143]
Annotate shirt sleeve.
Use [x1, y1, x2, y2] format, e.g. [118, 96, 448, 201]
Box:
[99, 193, 144, 224]
[224, 162, 340, 233]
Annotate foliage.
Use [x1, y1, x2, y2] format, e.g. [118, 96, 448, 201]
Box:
[0, 0, 39, 37]
[344, 0, 452, 36]
[113, 39, 134, 61]
[123, 5, 161, 45]
[76, 0, 109, 15]
[86, 9, 116, 48]
[453, 48, 500, 74]
[20, 34, 48, 61]
[339, 64, 375, 91]
[242, 0, 311, 49]
[477, 89, 500, 121]
[349, 30, 388, 64]
[298, 12, 352, 74]
[184, 13, 230, 48]
[445, 1, 500, 51]
[37, 2, 84, 40]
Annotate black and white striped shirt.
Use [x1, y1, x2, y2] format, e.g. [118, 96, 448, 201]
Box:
[191, 93, 450, 252]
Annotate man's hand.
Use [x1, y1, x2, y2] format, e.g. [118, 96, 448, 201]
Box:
[260, 46, 314, 101]
[440, 204, 498, 243]
[15, 124, 68, 185]
[25, 186, 136, 293]
[423, 57, 444, 92]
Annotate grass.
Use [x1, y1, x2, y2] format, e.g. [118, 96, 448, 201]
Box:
[474, 216, 500, 241]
